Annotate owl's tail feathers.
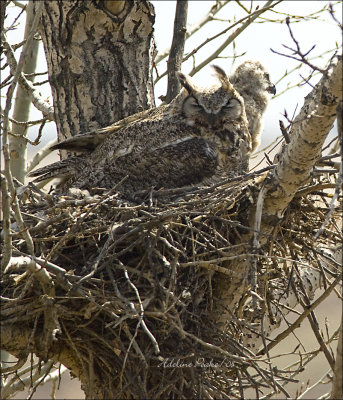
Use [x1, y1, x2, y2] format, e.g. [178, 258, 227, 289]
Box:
[50, 124, 124, 153]
[27, 158, 75, 183]
[50, 132, 107, 153]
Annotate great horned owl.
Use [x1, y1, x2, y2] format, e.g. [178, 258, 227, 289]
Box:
[29, 66, 251, 196]
[230, 60, 276, 151]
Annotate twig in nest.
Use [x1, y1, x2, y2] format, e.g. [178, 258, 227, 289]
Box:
[46, 176, 128, 260]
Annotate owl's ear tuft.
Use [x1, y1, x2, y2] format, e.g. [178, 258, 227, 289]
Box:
[177, 72, 198, 94]
[212, 65, 233, 91]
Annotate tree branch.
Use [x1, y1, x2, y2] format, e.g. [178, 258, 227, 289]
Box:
[262, 55, 342, 224]
[1, 31, 55, 121]
[155, 1, 281, 84]
[155, 1, 229, 65]
[330, 319, 343, 399]
[9, 0, 40, 182]
[188, 0, 279, 77]
[0, 2, 44, 263]
[0, 174, 12, 268]
[26, 138, 58, 173]
[165, 0, 188, 103]
[257, 272, 342, 356]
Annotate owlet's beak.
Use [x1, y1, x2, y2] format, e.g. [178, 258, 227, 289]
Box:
[268, 84, 276, 95]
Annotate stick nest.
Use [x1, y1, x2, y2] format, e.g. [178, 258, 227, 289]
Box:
[1, 167, 341, 399]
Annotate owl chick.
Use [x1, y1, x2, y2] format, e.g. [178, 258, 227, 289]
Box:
[29, 66, 251, 196]
[230, 60, 276, 152]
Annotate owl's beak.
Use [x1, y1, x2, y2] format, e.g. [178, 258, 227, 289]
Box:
[268, 84, 276, 95]
[206, 113, 217, 127]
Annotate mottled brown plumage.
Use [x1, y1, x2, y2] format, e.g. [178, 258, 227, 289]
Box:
[29, 66, 251, 196]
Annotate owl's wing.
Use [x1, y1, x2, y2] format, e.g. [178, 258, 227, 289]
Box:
[50, 131, 113, 153]
[112, 137, 220, 190]
[28, 156, 83, 182]
[50, 106, 168, 153]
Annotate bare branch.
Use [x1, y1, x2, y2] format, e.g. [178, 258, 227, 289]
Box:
[155, 1, 229, 65]
[1, 32, 55, 121]
[330, 319, 343, 399]
[271, 17, 329, 75]
[165, 0, 188, 103]
[188, 0, 279, 77]
[9, 0, 40, 182]
[155, 1, 281, 84]
[0, 1, 44, 262]
[11, 1, 27, 10]
[0, 174, 12, 269]
[257, 272, 342, 356]
[262, 56, 342, 225]
[26, 138, 58, 173]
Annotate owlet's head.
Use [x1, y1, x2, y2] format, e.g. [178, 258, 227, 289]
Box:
[231, 60, 276, 97]
[178, 65, 244, 128]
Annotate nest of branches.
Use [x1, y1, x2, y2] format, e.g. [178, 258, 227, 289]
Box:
[1, 165, 341, 399]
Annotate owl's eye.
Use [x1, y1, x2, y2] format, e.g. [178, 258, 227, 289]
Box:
[223, 98, 240, 110]
[182, 96, 203, 118]
[222, 98, 242, 118]
[188, 96, 202, 109]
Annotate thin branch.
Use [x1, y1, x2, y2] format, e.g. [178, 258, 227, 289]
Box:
[330, 319, 343, 399]
[329, 3, 343, 30]
[1, 174, 12, 269]
[271, 17, 327, 75]
[257, 273, 342, 356]
[188, 0, 279, 77]
[155, 1, 281, 84]
[250, 185, 266, 310]
[165, 0, 188, 103]
[0, 2, 45, 260]
[155, 1, 229, 65]
[1, 31, 54, 120]
[11, 1, 27, 10]
[290, 256, 336, 370]
[314, 161, 342, 239]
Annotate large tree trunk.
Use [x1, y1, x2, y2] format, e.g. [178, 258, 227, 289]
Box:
[37, 0, 155, 144]
[35, 1, 155, 397]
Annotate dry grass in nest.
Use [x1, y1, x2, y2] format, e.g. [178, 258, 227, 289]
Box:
[1, 166, 341, 398]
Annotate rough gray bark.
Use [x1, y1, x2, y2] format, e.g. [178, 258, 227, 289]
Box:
[37, 0, 156, 145]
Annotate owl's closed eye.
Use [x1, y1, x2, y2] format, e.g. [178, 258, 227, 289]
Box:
[179, 66, 244, 128]
[182, 96, 242, 119]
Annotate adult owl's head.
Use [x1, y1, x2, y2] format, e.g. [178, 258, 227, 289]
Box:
[177, 66, 244, 128]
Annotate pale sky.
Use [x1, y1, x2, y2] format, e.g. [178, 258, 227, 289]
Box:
[3, 1, 342, 155]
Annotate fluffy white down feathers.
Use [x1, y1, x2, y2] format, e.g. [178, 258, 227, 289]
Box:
[230, 60, 275, 151]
